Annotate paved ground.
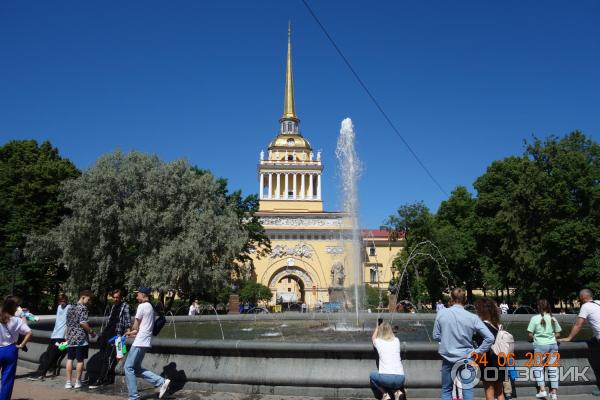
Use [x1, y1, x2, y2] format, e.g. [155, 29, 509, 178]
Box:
[12, 368, 600, 400]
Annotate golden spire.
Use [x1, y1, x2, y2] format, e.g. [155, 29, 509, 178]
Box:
[281, 21, 298, 122]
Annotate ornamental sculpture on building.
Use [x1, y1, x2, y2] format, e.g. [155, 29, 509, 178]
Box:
[330, 261, 345, 288]
[269, 243, 313, 259]
[260, 216, 342, 227]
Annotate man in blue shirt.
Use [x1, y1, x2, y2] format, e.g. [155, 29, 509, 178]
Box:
[433, 288, 494, 400]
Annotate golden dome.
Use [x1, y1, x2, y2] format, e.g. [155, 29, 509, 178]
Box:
[268, 133, 312, 151]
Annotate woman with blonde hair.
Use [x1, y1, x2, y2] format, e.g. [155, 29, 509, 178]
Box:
[370, 320, 406, 400]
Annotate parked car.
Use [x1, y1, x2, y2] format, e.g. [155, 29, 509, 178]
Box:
[323, 302, 343, 313]
[244, 306, 270, 314]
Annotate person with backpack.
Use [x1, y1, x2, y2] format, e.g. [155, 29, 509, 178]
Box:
[124, 287, 170, 400]
[527, 299, 561, 400]
[433, 288, 495, 400]
[559, 289, 600, 397]
[474, 297, 506, 400]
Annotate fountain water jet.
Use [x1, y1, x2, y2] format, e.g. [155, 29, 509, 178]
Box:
[335, 118, 363, 324]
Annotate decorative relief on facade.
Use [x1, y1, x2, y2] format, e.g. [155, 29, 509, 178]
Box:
[330, 261, 345, 288]
[326, 246, 344, 254]
[260, 216, 342, 227]
[270, 243, 312, 259]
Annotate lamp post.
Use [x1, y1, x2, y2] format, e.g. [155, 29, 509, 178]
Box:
[11, 248, 21, 295]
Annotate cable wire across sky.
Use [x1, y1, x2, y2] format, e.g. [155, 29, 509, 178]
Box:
[301, 0, 448, 196]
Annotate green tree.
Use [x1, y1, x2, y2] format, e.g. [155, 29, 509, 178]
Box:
[474, 131, 600, 305]
[239, 281, 272, 305]
[27, 150, 265, 310]
[435, 186, 480, 302]
[0, 140, 79, 310]
[386, 202, 449, 309]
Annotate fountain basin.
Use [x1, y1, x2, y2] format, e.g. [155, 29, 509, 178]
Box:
[19, 313, 597, 398]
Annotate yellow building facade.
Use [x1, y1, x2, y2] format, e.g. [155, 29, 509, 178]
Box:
[250, 28, 404, 309]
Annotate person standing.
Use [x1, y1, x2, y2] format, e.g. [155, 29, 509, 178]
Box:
[28, 294, 70, 380]
[124, 287, 170, 400]
[500, 302, 509, 315]
[188, 300, 199, 316]
[89, 289, 131, 388]
[433, 288, 495, 400]
[474, 298, 505, 400]
[370, 321, 405, 400]
[527, 299, 561, 400]
[65, 290, 96, 389]
[559, 289, 600, 397]
[436, 300, 445, 313]
[0, 296, 33, 400]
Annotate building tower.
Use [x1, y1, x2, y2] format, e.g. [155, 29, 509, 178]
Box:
[258, 24, 323, 213]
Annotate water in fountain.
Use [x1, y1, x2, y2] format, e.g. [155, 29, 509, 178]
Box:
[335, 118, 363, 324]
[391, 240, 454, 313]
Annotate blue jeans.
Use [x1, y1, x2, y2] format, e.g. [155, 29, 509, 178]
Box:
[0, 344, 18, 400]
[124, 346, 165, 400]
[369, 371, 405, 399]
[532, 343, 559, 389]
[441, 358, 474, 400]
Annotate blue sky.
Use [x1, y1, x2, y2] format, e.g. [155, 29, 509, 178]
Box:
[1, 1, 599, 228]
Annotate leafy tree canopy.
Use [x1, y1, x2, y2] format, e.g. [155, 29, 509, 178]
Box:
[0, 140, 79, 309]
[27, 150, 269, 306]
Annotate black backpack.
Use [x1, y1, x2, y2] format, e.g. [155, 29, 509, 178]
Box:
[152, 304, 166, 336]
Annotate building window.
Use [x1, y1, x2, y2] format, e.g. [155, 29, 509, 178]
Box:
[369, 247, 376, 256]
[370, 269, 378, 283]
[287, 138, 295, 146]
[288, 155, 293, 161]
[288, 277, 291, 283]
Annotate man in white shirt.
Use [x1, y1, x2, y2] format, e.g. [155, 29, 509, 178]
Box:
[559, 288, 600, 396]
[500, 302, 509, 315]
[124, 287, 170, 400]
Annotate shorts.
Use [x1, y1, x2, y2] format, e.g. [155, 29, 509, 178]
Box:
[67, 345, 89, 362]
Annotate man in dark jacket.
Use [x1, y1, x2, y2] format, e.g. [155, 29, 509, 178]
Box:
[89, 289, 131, 388]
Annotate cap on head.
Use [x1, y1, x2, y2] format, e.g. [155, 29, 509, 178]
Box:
[137, 287, 151, 296]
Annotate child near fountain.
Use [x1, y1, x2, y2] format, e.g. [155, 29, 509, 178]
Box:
[370, 320, 406, 400]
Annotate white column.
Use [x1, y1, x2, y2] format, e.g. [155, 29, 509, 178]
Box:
[284, 173, 289, 199]
[317, 174, 322, 200]
[300, 173, 305, 200]
[259, 173, 264, 199]
[276, 173, 281, 199]
[293, 173, 297, 199]
[268, 173, 273, 199]
[308, 173, 313, 199]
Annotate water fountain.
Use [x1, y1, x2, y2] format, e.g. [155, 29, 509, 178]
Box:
[335, 117, 364, 324]
[19, 118, 597, 396]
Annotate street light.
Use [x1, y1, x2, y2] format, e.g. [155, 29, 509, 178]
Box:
[11, 248, 21, 295]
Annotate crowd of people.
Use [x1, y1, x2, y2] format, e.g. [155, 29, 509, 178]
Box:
[0, 287, 599, 400]
[370, 287, 600, 400]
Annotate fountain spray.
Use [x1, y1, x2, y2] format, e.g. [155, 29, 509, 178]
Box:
[336, 118, 363, 324]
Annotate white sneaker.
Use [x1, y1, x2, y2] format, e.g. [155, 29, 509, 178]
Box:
[536, 391, 548, 398]
[74, 380, 82, 389]
[158, 378, 171, 399]
[550, 394, 558, 400]
[64, 381, 72, 389]
[382, 394, 391, 400]
[394, 389, 404, 400]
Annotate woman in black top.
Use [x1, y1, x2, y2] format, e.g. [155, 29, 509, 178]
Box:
[474, 298, 506, 400]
